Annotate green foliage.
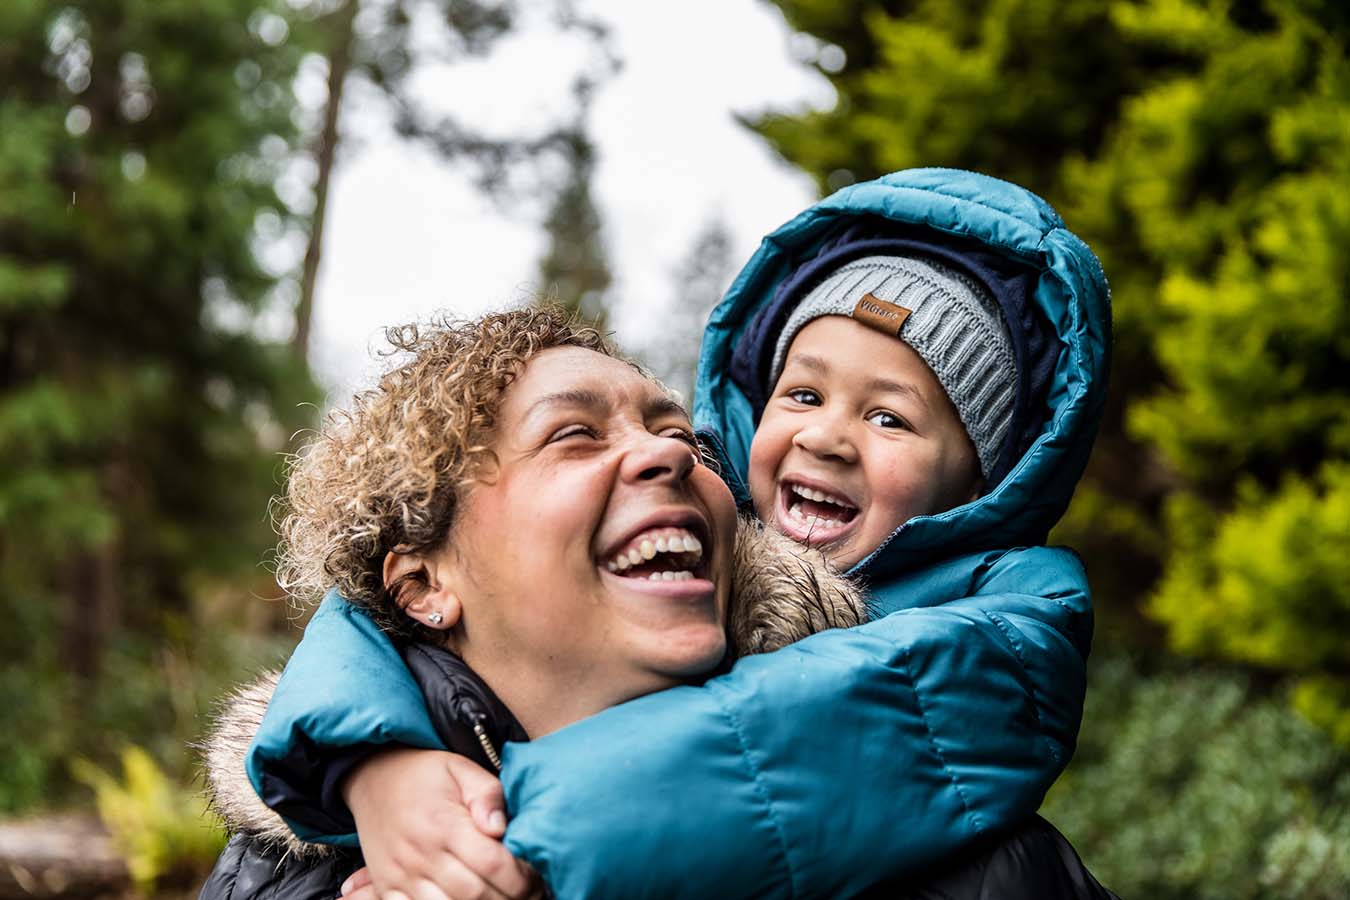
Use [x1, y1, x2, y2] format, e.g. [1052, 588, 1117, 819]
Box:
[72, 744, 227, 892]
[0, 0, 319, 809]
[0, 597, 297, 813]
[754, 0, 1350, 738]
[1044, 654, 1350, 900]
[1151, 465, 1350, 739]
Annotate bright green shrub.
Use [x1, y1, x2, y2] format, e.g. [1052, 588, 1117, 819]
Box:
[73, 745, 227, 892]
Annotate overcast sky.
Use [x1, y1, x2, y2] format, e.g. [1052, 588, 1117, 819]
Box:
[302, 1, 832, 401]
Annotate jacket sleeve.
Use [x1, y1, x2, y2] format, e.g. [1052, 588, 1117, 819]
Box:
[499, 546, 1091, 899]
[245, 591, 445, 845]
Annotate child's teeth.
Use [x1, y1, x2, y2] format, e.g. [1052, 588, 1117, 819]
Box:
[796, 485, 847, 506]
[787, 506, 842, 530]
[684, 535, 701, 553]
[640, 539, 657, 560]
[627, 548, 643, 566]
[655, 537, 669, 553]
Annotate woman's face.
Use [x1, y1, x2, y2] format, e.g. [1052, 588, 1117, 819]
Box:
[435, 347, 735, 736]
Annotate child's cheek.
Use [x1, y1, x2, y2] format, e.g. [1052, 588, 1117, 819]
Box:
[746, 431, 777, 519]
[873, 454, 930, 524]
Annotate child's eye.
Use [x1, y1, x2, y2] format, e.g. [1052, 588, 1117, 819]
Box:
[866, 410, 911, 430]
[786, 388, 822, 406]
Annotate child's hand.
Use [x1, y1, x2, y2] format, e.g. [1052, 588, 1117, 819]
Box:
[339, 748, 542, 900]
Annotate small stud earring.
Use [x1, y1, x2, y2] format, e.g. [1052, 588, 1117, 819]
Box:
[428, 611, 444, 625]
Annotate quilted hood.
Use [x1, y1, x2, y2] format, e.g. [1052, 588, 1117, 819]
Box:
[693, 168, 1111, 582]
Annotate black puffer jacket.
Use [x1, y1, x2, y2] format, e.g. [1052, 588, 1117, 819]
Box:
[199, 644, 524, 899]
[888, 817, 1118, 900]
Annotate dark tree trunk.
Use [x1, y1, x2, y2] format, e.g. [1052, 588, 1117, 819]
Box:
[59, 542, 119, 682]
[294, 0, 358, 362]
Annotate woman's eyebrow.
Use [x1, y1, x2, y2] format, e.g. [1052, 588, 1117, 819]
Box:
[521, 388, 689, 427]
[644, 395, 689, 420]
[521, 388, 608, 424]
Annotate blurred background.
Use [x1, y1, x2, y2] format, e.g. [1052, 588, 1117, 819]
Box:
[1, 0, 1347, 896]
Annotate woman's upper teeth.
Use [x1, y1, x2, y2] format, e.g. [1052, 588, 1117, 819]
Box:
[603, 527, 703, 573]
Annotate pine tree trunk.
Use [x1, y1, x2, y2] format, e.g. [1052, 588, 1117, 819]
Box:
[294, 0, 357, 362]
[59, 542, 119, 682]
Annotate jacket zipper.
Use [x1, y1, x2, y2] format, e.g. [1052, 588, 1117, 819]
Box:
[472, 718, 503, 771]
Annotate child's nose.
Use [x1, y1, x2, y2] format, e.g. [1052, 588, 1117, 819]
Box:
[792, 419, 859, 463]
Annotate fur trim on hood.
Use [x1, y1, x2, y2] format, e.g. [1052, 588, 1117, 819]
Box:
[729, 516, 868, 656]
[200, 670, 338, 860]
[200, 515, 866, 854]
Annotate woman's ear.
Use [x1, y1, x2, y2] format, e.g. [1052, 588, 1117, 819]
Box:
[382, 549, 463, 630]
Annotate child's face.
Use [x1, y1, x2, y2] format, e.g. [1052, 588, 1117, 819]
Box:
[748, 316, 982, 569]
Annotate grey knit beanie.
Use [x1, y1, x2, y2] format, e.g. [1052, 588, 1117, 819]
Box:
[768, 254, 1017, 480]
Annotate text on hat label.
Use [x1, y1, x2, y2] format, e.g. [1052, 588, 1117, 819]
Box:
[852, 293, 912, 337]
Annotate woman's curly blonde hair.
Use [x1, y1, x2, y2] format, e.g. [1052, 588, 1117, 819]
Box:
[275, 306, 614, 638]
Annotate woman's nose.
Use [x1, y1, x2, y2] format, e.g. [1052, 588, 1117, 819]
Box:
[792, 416, 859, 464]
[621, 432, 697, 485]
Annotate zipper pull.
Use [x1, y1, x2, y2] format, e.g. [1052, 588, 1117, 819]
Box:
[472, 716, 503, 771]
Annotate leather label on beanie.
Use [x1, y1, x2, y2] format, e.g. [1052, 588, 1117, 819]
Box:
[852, 294, 911, 336]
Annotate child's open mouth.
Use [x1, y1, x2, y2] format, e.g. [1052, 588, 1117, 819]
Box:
[776, 479, 859, 546]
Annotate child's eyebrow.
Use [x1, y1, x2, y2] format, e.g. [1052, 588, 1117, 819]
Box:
[788, 353, 831, 376]
[864, 376, 928, 409]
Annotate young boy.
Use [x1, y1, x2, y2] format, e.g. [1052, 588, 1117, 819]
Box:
[746, 250, 1029, 568]
[229, 168, 1110, 898]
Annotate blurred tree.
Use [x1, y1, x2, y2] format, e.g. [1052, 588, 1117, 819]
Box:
[640, 215, 735, 402]
[535, 123, 612, 325]
[525, 22, 621, 326]
[291, 0, 618, 355]
[293, 0, 358, 361]
[751, 0, 1350, 739]
[0, 0, 317, 809]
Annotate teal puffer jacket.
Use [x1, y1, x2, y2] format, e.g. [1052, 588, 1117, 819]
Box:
[248, 168, 1111, 898]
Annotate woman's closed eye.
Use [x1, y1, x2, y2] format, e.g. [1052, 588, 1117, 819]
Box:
[658, 426, 700, 448]
[548, 423, 599, 443]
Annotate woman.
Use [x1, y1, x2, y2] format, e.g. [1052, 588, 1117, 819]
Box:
[200, 307, 867, 896]
[200, 305, 1113, 899]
